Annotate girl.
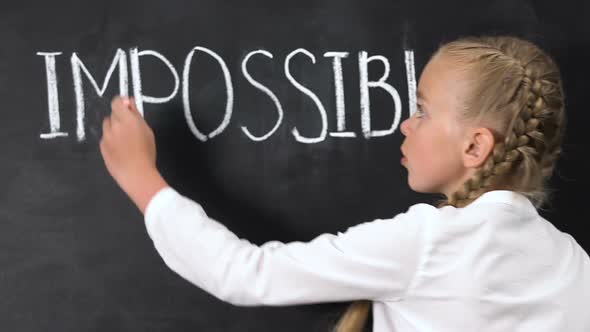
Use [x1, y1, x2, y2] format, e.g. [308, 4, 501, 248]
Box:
[100, 36, 590, 331]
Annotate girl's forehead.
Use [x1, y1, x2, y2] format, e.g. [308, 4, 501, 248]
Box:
[418, 56, 469, 105]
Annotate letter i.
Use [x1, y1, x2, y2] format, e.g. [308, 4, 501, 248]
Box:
[37, 52, 68, 139]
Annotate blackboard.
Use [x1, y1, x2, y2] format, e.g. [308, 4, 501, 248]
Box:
[1, 0, 589, 331]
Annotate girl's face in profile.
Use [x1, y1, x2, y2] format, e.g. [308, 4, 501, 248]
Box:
[400, 54, 472, 198]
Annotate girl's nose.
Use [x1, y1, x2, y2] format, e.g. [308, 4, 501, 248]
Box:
[400, 117, 411, 136]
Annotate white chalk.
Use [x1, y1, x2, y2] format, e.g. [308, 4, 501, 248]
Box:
[182, 46, 233, 142]
[129, 48, 179, 117]
[285, 48, 328, 144]
[241, 50, 284, 142]
[359, 51, 401, 138]
[71, 49, 128, 141]
[37, 52, 68, 139]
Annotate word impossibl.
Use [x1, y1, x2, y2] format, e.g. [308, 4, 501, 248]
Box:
[37, 47, 418, 143]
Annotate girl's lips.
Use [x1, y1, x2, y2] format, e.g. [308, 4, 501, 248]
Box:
[400, 147, 407, 164]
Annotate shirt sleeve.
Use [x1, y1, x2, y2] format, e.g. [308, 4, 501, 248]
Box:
[144, 187, 435, 306]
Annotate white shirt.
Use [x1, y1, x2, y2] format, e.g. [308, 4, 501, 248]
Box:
[144, 188, 590, 331]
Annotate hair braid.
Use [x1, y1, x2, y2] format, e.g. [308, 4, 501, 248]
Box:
[449, 67, 542, 207]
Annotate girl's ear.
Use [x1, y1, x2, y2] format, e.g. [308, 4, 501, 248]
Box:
[462, 127, 495, 168]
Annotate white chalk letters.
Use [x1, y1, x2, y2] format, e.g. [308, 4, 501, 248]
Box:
[37, 47, 417, 143]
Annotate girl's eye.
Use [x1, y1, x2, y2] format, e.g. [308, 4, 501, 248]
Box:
[416, 104, 426, 118]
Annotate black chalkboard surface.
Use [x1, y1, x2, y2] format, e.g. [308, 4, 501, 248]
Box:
[1, 0, 589, 331]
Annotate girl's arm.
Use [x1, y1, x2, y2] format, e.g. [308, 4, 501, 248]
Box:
[144, 186, 433, 306]
[100, 96, 433, 305]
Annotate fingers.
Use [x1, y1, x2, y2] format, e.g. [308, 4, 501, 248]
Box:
[107, 95, 149, 134]
[126, 97, 141, 116]
[111, 95, 125, 112]
[111, 95, 142, 121]
[111, 96, 128, 123]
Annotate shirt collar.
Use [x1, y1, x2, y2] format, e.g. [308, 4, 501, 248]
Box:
[470, 190, 536, 210]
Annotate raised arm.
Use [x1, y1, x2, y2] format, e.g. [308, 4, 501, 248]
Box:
[144, 187, 433, 306]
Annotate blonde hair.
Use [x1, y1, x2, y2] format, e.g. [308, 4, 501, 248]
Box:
[331, 35, 567, 332]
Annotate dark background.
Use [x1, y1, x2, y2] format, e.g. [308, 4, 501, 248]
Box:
[1, 0, 588, 331]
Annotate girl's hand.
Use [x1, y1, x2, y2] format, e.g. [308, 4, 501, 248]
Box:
[100, 96, 168, 214]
